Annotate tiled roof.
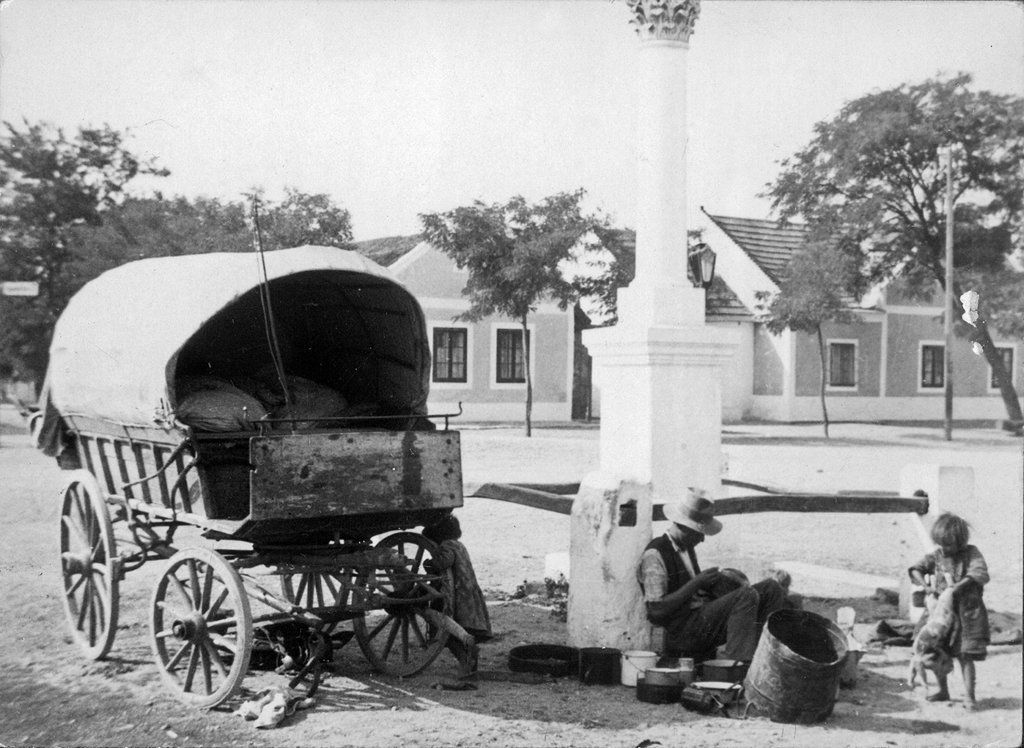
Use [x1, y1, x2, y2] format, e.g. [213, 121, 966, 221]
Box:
[703, 213, 807, 285]
[354, 228, 754, 320]
[704, 212, 870, 311]
[705, 275, 753, 321]
[353, 234, 423, 267]
[604, 228, 753, 319]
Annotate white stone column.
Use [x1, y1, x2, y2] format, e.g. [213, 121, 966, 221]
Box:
[568, 0, 738, 651]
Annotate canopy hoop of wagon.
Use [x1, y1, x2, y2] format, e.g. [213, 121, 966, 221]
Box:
[36, 246, 468, 708]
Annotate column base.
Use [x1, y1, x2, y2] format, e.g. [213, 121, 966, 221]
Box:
[567, 472, 655, 650]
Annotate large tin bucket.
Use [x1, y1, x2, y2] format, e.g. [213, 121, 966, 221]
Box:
[744, 609, 848, 724]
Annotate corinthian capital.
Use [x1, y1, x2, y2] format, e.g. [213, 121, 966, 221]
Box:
[627, 0, 701, 42]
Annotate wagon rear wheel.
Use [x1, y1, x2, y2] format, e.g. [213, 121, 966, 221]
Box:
[353, 532, 450, 677]
[59, 470, 119, 660]
[150, 548, 252, 708]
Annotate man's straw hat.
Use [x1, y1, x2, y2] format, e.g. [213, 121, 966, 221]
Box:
[663, 488, 722, 536]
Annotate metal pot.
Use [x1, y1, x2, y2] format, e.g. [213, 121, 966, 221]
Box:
[691, 680, 744, 705]
[700, 658, 748, 683]
[636, 676, 683, 704]
[644, 666, 683, 687]
[578, 647, 621, 685]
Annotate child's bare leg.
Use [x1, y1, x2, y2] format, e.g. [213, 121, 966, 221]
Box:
[926, 672, 950, 702]
[960, 657, 977, 710]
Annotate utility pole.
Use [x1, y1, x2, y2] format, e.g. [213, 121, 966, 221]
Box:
[943, 147, 955, 442]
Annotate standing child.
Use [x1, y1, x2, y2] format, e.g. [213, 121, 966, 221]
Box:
[908, 512, 990, 710]
[423, 514, 492, 674]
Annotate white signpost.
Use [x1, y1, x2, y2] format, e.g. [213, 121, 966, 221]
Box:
[1, 281, 40, 297]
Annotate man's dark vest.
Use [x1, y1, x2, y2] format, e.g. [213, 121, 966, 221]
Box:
[643, 534, 701, 595]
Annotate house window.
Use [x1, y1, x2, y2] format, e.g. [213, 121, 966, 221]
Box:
[432, 327, 467, 383]
[828, 342, 857, 387]
[496, 328, 529, 384]
[991, 347, 1014, 390]
[920, 344, 945, 389]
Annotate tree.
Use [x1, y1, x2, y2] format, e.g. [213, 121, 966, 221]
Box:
[0, 120, 169, 382]
[420, 190, 597, 436]
[252, 187, 354, 250]
[755, 242, 861, 438]
[0, 116, 357, 384]
[763, 74, 1024, 422]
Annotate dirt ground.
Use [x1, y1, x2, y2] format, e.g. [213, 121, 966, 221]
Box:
[1, 406, 1021, 747]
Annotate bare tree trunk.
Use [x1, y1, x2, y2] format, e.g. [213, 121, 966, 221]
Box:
[816, 325, 830, 439]
[522, 315, 532, 437]
[971, 316, 1023, 424]
[950, 281, 1023, 423]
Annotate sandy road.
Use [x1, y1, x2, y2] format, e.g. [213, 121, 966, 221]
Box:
[0, 407, 1020, 748]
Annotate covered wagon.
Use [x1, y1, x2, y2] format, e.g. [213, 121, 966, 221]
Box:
[36, 246, 468, 706]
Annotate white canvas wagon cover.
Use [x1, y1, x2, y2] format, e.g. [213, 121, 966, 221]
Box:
[43, 246, 431, 430]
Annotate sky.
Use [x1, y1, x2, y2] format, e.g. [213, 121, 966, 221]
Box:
[1, 0, 1022, 242]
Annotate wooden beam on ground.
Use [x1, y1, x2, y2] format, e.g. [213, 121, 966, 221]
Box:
[472, 483, 573, 515]
[472, 483, 929, 519]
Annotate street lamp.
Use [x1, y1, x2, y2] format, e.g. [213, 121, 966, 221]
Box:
[688, 243, 716, 290]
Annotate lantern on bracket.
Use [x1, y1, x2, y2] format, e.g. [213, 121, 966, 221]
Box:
[687, 243, 716, 290]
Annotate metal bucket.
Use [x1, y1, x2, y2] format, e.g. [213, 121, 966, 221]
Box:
[620, 650, 658, 687]
[744, 609, 848, 724]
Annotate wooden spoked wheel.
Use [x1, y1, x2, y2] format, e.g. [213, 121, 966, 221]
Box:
[281, 570, 352, 609]
[280, 568, 356, 630]
[353, 532, 450, 677]
[59, 470, 119, 660]
[150, 548, 252, 708]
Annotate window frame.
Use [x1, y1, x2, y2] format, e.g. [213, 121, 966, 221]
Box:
[918, 341, 945, 391]
[826, 339, 858, 391]
[490, 323, 535, 389]
[431, 326, 469, 384]
[427, 322, 472, 389]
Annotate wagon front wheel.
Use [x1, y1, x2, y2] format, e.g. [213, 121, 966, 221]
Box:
[59, 470, 119, 660]
[150, 548, 252, 708]
[353, 532, 449, 677]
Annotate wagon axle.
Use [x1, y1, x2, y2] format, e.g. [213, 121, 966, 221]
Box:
[170, 615, 205, 642]
[60, 551, 92, 576]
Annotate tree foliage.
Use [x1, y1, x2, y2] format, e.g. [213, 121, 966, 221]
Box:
[0, 120, 357, 384]
[420, 189, 597, 435]
[251, 187, 355, 250]
[0, 121, 169, 381]
[763, 74, 1024, 421]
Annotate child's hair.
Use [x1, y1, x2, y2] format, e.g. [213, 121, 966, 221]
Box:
[772, 569, 792, 590]
[930, 512, 970, 551]
[423, 514, 461, 543]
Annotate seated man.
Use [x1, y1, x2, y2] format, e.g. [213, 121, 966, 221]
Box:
[637, 489, 785, 662]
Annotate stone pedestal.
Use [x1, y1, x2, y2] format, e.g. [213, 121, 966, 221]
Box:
[568, 476, 654, 650]
[567, 315, 737, 649]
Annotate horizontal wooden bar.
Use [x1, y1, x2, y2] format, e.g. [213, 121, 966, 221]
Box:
[472, 484, 929, 519]
[508, 482, 581, 496]
[472, 483, 573, 515]
[713, 494, 928, 516]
